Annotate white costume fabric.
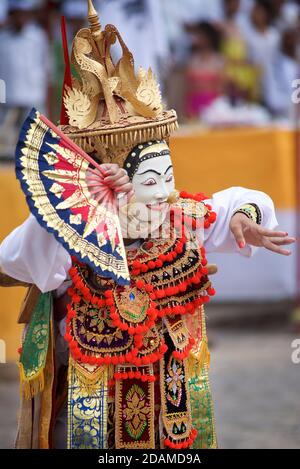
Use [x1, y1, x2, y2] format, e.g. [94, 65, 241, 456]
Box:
[0, 22, 49, 109]
[0, 187, 278, 293]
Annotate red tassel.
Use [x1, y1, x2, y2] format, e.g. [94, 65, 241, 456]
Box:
[104, 290, 113, 298]
[136, 280, 145, 289]
[131, 269, 140, 276]
[207, 287, 216, 296]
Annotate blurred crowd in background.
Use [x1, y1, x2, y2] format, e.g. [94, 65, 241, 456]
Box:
[0, 0, 300, 157]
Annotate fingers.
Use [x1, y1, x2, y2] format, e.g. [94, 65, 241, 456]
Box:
[256, 226, 288, 238]
[117, 189, 135, 204]
[104, 168, 132, 193]
[104, 172, 125, 183]
[124, 189, 135, 201]
[115, 182, 133, 194]
[100, 163, 119, 175]
[104, 167, 128, 182]
[268, 236, 296, 246]
[109, 175, 130, 188]
[230, 221, 246, 248]
[231, 212, 296, 254]
[263, 239, 292, 256]
[99, 163, 133, 196]
[100, 164, 129, 184]
[259, 228, 296, 255]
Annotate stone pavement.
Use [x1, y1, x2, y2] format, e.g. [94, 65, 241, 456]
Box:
[209, 329, 300, 449]
[0, 363, 19, 449]
[0, 328, 299, 449]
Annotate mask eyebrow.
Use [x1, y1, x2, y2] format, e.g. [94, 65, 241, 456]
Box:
[165, 165, 173, 174]
[136, 169, 161, 176]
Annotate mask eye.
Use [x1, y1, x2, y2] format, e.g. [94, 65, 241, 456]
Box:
[166, 174, 173, 183]
[142, 178, 157, 186]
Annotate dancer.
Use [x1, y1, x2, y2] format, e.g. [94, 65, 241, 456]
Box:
[0, 0, 295, 449]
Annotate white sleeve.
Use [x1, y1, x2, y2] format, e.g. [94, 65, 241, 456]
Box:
[0, 214, 72, 292]
[204, 186, 279, 256]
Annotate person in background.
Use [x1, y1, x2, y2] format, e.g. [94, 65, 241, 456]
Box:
[161, 0, 225, 68]
[271, 0, 286, 28]
[271, 0, 300, 30]
[197, 0, 268, 128]
[263, 27, 299, 119]
[241, 0, 281, 110]
[221, 0, 260, 102]
[222, 0, 245, 30]
[239, 0, 254, 15]
[184, 22, 225, 120]
[284, 0, 300, 28]
[244, 0, 280, 66]
[0, 0, 50, 158]
[0, 0, 8, 26]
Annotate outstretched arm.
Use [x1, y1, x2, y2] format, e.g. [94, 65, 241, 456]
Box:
[204, 186, 295, 256]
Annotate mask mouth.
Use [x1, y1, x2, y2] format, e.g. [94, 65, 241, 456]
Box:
[145, 201, 169, 212]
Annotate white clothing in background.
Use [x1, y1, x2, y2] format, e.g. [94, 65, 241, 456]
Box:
[174, 0, 223, 23]
[242, 24, 281, 111]
[0, 23, 50, 108]
[264, 52, 299, 117]
[243, 24, 280, 68]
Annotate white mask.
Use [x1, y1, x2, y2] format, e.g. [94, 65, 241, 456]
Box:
[120, 141, 176, 239]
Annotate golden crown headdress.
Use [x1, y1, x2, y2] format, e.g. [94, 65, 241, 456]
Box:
[60, 0, 178, 167]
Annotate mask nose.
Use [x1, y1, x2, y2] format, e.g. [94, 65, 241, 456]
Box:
[155, 180, 169, 201]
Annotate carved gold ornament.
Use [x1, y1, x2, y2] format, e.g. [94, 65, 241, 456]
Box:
[60, 0, 178, 166]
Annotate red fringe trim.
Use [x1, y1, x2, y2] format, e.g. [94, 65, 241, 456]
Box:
[130, 234, 186, 276]
[164, 428, 198, 449]
[113, 371, 157, 382]
[172, 337, 196, 360]
[66, 246, 215, 367]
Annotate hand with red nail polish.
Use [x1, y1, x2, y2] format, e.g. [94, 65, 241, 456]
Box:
[100, 163, 134, 200]
[230, 212, 296, 256]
